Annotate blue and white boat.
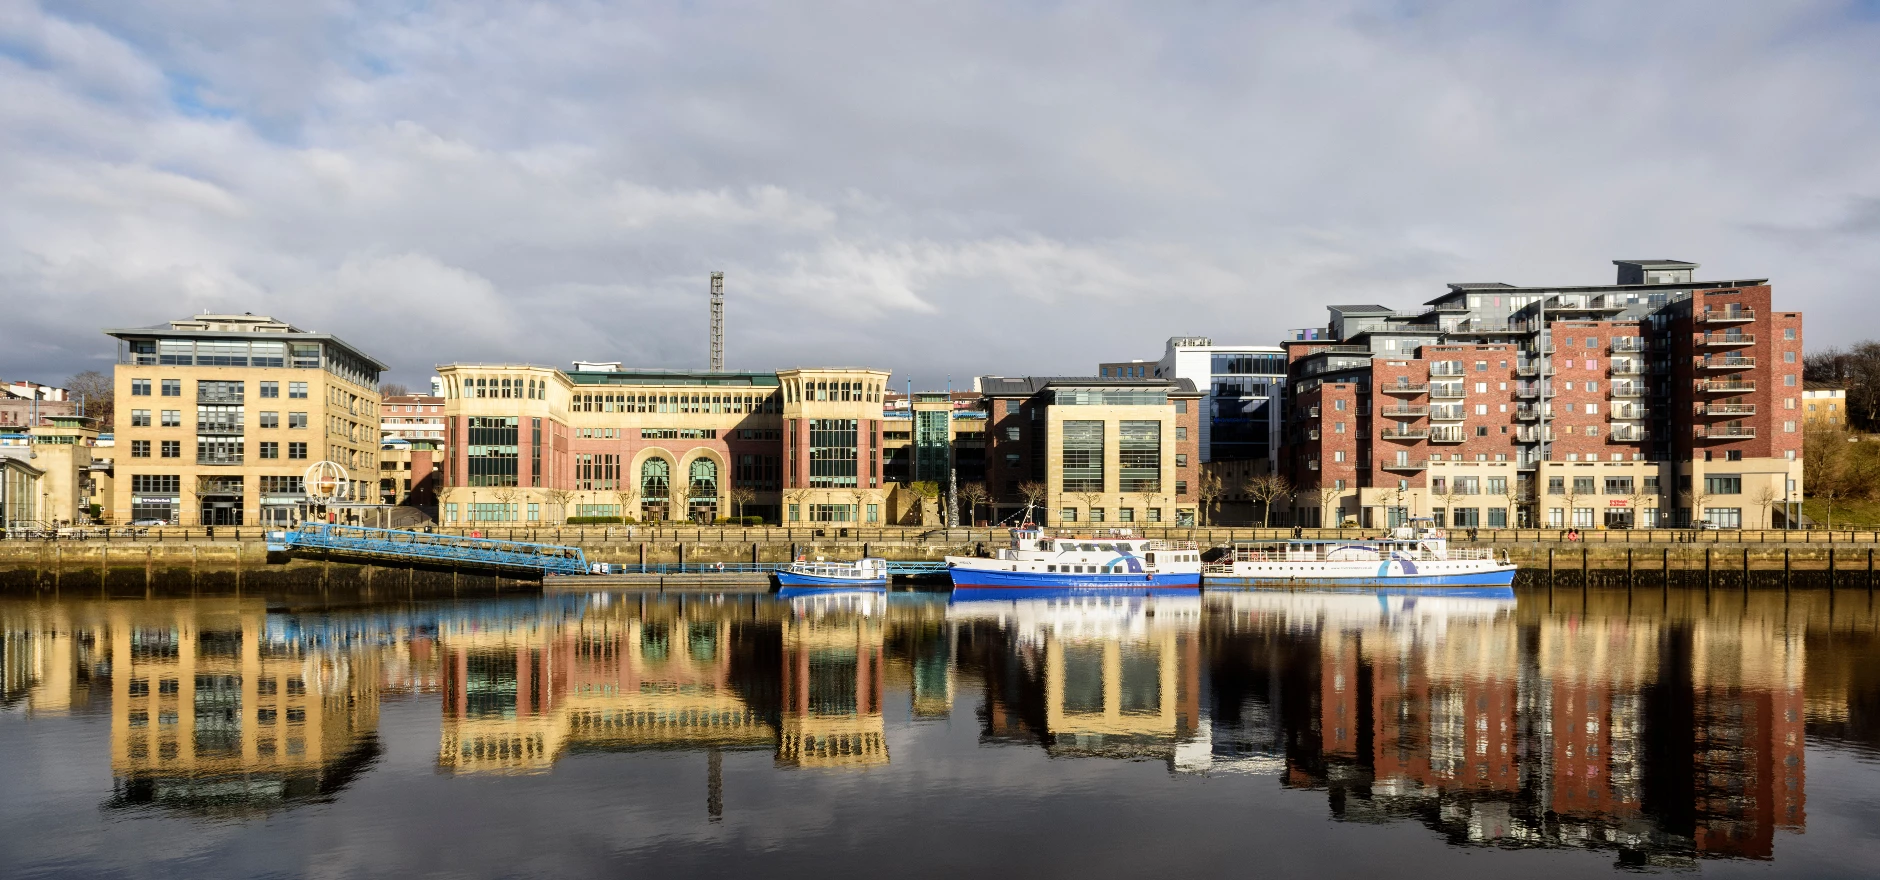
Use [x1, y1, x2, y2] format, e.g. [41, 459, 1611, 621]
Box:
[1202, 522, 1515, 594]
[945, 527, 1203, 595]
[775, 557, 889, 593]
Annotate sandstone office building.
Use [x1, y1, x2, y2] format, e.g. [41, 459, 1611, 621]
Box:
[106, 314, 384, 526]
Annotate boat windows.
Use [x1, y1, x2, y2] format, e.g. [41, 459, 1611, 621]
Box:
[1095, 543, 1113, 552]
[1080, 544, 1097, 552]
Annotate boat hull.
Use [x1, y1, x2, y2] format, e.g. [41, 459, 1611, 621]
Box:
[775, 571, 888, 589]
[947, 565, 1201, 591]
[1204, 564, 1517, 592]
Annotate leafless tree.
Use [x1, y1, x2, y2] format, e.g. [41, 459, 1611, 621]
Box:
[542, 488, 578, 523]
[784, 488, 813, 524]
[958, 482, 989, 526]
[63, 370, 114, 430]
[1071, 489, 1106, 525]
[1242, 473, 1293, 529]
[1679, 485, 1713, 530]
[378, 382, 411, 398]
[729, 485, 757, 521]
[1016, 480, 1050, 522]
[1194, 469, 1224, 526]
[491, 486, 519, 522]
[1751, 484, 1783, 530]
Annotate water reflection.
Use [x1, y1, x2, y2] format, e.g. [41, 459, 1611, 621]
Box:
[2, 587, 1878, 872]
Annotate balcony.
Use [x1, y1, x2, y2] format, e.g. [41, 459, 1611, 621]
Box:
[1697, 356, 1756, 371]
[1694, 426, 1757, 440]
[1609, 361, 1644, 376]
[1515, 361, 1549, 377]
[1699, 403, 1756, 416]
[1429, 363, 1466, 377]
[1697, 380, 1756, 393]
[1515, 385, 1544, 399]
[1608, 427, 1648, 442]
[1611, 384, 1647, 398]
[197, 389, 245, 404]
[1610, 338, 1646, 352]
[195, 419, 245, 435]
[1429, 384, 1466, 399]
[1699, 333, 1755, 347]
[1382, 427, 1428, 441]
[1515, 428, 1556, 443]
[1514, 405, 1545, 420]
[1380, 383, 1429, 395]
[1428, 428, 1466, 444]
[1429, 406, 1466, 421]
[1610, 405, 1651, 420]
[1697, 309, 1756, 324]
[1379, 405, 1428, 417]
[1380, 459, 1428, 471]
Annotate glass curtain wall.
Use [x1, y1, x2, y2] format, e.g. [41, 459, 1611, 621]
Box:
[809, 419, 859, 488]
[1061, 421, 1104, 492]
[1118, 421, 1161, 492]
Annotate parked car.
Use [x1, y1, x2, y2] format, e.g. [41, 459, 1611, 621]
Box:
[129, 519, 168, 527]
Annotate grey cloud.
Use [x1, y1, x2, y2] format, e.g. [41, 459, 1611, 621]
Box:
[2, 0, 1879, 388]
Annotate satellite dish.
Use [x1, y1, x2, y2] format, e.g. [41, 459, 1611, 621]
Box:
[304, 461, 351, 504]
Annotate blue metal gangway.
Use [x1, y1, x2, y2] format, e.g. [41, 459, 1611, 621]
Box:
[268, 524, 590, 577]
[587, 560, 953, 577]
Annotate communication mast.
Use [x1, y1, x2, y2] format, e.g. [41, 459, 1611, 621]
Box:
[709, 271, 725, 372]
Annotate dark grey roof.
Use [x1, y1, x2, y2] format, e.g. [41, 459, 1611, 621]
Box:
[1613, 259, 1699, 268]
[975, 376, 1199, 396]
[1328, 304, 1394, 314]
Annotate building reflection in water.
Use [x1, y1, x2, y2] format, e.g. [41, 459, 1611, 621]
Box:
[0, 586, 1869, 865]
[950, 592, 1201, 761]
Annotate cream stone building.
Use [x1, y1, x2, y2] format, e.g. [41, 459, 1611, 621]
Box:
[434, 363, 892, 524]
[106, 314, 385, 526]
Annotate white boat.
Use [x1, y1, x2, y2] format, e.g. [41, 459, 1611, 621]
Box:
[1203, 521, 1515, 595]
[945, 527, 1204, 597]
[776, 557, 889, 593]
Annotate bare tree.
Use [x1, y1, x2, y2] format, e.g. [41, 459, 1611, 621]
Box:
[1072, 489, 1106, 525]
[379, 382, 411, 398]
[490, 486, 519, 523]
[1555, 478, 1581, 532]
[1194, 469, 1224, 526]
[729, 485, 757, 521]
[63, 370, 114, 430]
[1626, 480, 1654, 530]
[958, 482, 989, 526]
[542, 488, 578, 523]
[1504, 479, 1528, 529]
[1751, 484, 1783, 530]
[783, 488, 813, 524]
[848, 488, 869, 525]
[613, 487, 638, 522]
[1679, 485, 1714, 530]
[1016, 480, 1050, 522]
[1242, 474, 1294, 529]
[1319, 487, 1345, 530]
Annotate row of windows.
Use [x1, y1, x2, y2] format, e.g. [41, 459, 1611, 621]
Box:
[572, 392, 780, 414]
[127, 410, 310, 429]
[127, 441, 310, 461]
[130, 379, 309, 399]
[1058, 507, 1165, 523]
[783, 379, 881, 404]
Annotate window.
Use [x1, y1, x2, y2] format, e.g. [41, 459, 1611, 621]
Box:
[260, 381, 279, 398]
[1005, 453, 1021, 468]
[161, 410, 181, 427]
[288, 442, 308, 460]
[1175, 453, 1188, 467]
[1572, 477, 1596, 495]
[1475, 404, 1488, 415]
[1785, 351, 1797, 363]
[259, 441, 279, 459]
[1704, 508, 1743, 529]
[1175, 426, 1187, 441]
[289, 382, 309, 399]
[1061, 421, 1104, 492]
[1475, 382, 1487, 393]
[1004, 426, 1021, 441]
[1334, 450, 1345, 463]
[1088, 507, 1106, 523]
[1061, 508, 1078, 523]
[1334, 399, 1345, 411]
[288, 412, 307, 429]
[1174, 400, 1188, 414]
[1118, 508, 1135, 523]
[1476, 426, 1489, 437]
[1175, 480, 1187, 496]
[1785, 375, 1797, 386]
[1784, 328, 1797, 340]
[1604, 477, 1633, 494]
[131, 409, 151, 427]
[161, 379, 181, 397]
[1705, 474, 1742, 495]
[1475, 361, 1488, 372]
[131, 440, 150, 457]
[259, 411, 278, 428]
[160, 440, 180, 458]
[1785, 421, 1796, 433]
[131, 379, 151, 396]
[1118, 421, 1161, 492]
[1548, 476, 1565, 494]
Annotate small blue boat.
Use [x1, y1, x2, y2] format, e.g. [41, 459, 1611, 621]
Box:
[775, 557, 889, 591]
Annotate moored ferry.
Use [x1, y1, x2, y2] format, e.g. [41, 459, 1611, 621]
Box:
[945, 527, 1203, 595]
[1203, 522, 1515, 594]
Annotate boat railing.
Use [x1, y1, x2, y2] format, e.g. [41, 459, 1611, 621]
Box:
[1149, 540, 1199, 551]
[1203, 562, 1235, 575]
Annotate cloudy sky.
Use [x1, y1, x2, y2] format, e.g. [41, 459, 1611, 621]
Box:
[3, 1, 1878, 390]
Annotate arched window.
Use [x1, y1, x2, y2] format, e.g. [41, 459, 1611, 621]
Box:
[688, 459, 718, 500]
[641, 458, 671, 499]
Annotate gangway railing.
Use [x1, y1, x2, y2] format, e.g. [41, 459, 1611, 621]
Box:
[269, 524, 590, 577]
[583, 560, 952, 577]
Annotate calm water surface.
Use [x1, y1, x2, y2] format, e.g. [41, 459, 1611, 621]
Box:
[4, 586, 1880, 878]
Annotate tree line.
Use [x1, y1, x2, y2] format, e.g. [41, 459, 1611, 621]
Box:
[1805, 344, 1880, 430]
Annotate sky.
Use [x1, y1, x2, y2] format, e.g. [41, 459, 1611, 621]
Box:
[2, 0, 1878, 391]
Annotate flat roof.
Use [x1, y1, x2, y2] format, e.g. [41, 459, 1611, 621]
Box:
[104, 325, 389, 372]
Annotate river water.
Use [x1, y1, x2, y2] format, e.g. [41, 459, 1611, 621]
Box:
[3, 585, 1878, 878]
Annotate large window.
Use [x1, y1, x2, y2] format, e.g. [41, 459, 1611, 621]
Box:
[1052, 389, 1167, 406]
[688, 459, 719, 500]
[1061, 420, 1104, 492]
[196, 436, 243, 465]
[809, 419, 858, 488]
[1118, 421, 1160, 492]
[576, 454, 619, 491]
[736, 454, 779, 491]
[809, 504, 853, 522]
[1704, 474, 1742, 495]
[197, 380, 244, 403]
[641, 458, 671, 499]
[466, 417, 518, 487]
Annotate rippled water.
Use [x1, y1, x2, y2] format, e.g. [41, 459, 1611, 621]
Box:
[3, 586, 1880, 878]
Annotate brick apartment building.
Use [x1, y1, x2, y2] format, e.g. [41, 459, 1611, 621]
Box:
[1280, 260, 1802, 529]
